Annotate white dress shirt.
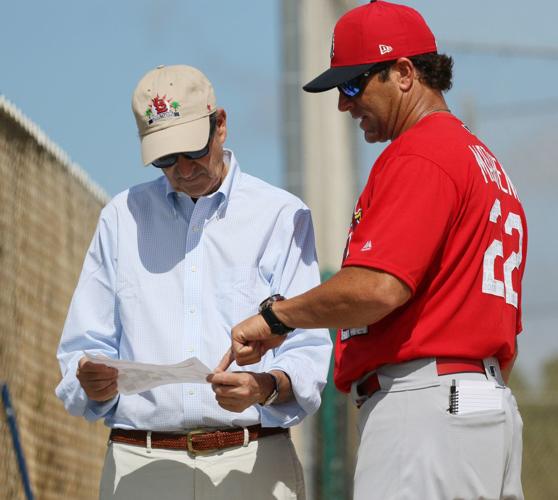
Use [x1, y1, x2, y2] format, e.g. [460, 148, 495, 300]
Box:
[56, 149, 332, 431]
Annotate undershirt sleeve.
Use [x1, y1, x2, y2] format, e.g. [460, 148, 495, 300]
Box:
[343, 155, 459, 294]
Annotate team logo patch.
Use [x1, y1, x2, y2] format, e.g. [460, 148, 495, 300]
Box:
[379, 44, 393, 55]
[361, 240, 373, 252]
[145, 94, 181, 124]
[341, 326, 368, 341]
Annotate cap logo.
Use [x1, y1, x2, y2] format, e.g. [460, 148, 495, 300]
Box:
[144, 94, 181, 125]
[379, 44, 393, 55]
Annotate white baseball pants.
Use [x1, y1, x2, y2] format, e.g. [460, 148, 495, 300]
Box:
[353, 358, 524, 500]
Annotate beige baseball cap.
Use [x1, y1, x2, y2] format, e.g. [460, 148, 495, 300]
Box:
[132, 65, 217, 165]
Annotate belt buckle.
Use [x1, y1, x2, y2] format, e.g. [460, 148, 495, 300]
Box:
[186, 429, 215, 456]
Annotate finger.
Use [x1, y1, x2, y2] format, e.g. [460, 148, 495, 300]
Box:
[77, 371, 118, 384]
[235, 347, 263, 366]
[77, 367, 118, 384]
[80, 380, 115, 399]
[233, 341, 262, 365]
[211, 384, 233, 397]
[209, 371, 245, 388]
[215, 348, 235, 373]
[83, 378, 118, 393]
[211, 383, 249, 399]
[217, 401, 245, 413]
[78, 360, 118, 376]
[87, 381, 118, 402]
[79, 360, 108, 371]
[215, 397, 249, 413]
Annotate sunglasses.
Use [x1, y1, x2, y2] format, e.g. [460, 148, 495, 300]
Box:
[338, 70, 373, 98]
[337, 61, 394, 98]
[152, 114, 217, 168]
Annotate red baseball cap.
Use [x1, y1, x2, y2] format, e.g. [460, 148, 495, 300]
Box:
[303, 0, 437, 93]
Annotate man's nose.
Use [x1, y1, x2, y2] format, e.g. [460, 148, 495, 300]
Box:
[175, 155, 196, 174]
[337, 91, 353, 113]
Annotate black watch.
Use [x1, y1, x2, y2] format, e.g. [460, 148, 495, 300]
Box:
[258, 294, 294, 336]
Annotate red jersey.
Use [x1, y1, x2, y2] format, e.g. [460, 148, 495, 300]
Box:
[334, 113, 528, 393]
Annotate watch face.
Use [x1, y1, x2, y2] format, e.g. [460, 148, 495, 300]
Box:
[259, 297, 293, 335]
[259, 294, 285, 312]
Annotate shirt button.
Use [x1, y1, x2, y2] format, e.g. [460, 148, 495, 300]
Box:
[185, 347, 194, 352]
[189, 307, 196, 314]
[191, 266, 197, 272]
[191, 225, 199, 232]
[188, 390, 195, 395]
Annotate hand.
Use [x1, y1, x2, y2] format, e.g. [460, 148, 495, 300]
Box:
[230, 313, 287, 366]
[207, 370, 275, 413]
[76, 357, 119, 402]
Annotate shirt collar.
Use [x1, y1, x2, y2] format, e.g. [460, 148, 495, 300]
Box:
[163, 148, 240, 217]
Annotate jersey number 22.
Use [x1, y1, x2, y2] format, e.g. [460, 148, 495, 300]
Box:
[482, 198, 523, 308]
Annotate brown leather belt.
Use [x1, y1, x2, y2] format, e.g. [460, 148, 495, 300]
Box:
[356, 357, 486, 408]
[110, 425, 288, 455]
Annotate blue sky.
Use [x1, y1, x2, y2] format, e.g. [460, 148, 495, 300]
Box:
[2, 0, 557, 384]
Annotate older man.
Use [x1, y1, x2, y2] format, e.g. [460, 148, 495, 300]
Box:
[56, 65, 331, 500]
[225, 2, 527, 499]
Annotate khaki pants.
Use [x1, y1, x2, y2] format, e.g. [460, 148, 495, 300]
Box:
[353, 358, 524, 500]
[99, 432, 305, 500]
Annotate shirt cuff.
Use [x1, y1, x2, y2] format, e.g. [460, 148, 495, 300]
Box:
[55, 356, 119, 421]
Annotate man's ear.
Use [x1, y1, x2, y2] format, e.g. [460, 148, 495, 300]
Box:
[392, 58, 415, 92]
[216, 108, 227, 143]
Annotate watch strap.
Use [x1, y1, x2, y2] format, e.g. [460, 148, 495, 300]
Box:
[259, 295, 294, 335]
[261, 372, 280, 407]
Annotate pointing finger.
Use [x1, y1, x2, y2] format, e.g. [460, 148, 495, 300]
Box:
[207, 348, 236, 383]
[215, 348, 235, 373]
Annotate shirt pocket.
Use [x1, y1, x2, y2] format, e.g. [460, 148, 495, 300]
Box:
[216, 266, 271, 326]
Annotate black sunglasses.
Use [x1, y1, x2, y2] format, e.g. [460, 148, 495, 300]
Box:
[152, 113, 217, 168]
[337, 62, 394, 98]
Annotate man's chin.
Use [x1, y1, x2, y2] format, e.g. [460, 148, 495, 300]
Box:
[364, 131, 384, 144]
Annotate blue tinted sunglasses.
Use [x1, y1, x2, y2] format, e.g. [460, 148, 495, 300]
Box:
[337, 70, 373, 98]
[152, 113, 217, 168]
[337, 61, 396, 98]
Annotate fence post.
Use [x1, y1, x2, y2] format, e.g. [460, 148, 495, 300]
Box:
[1, 382, 35, 500]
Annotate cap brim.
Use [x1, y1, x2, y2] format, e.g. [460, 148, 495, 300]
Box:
[303, 63, 374, 93]
[141, 116, 210, 165]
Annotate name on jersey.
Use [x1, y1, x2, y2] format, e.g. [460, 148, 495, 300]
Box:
[340, 326, 368, 341]
[469, 145, 518, 199]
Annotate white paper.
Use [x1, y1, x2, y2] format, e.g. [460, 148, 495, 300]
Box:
[454, 380, 503, 415]
[84, 353, 212, 395]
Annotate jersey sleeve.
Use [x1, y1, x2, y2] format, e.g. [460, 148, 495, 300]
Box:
[343, 155, 459, 294]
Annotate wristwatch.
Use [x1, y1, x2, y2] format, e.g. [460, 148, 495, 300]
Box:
[260, 372, 280, 407]
[258, 294, 294, 336]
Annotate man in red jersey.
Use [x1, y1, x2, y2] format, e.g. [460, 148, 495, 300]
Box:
[215, 1, 527, 498]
